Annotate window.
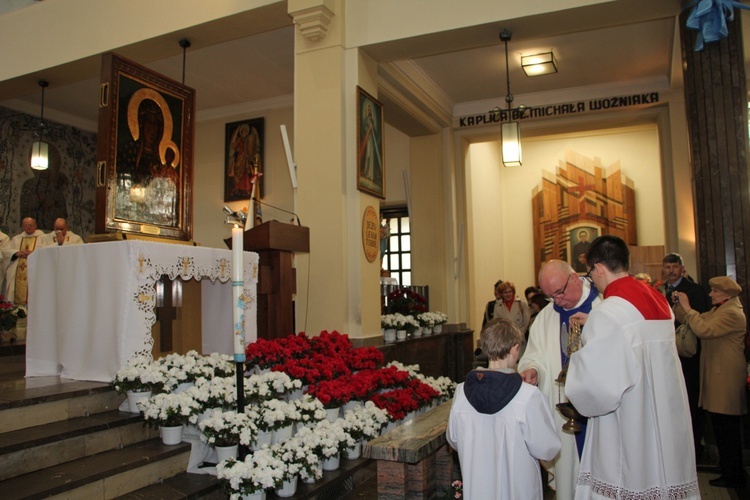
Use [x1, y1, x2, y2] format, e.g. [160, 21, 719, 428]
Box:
[381, 206, 411, 286]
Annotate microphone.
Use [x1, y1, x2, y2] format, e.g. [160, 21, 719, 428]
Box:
[252, 197, 301, 226]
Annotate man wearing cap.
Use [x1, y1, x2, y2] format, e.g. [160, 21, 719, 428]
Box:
[674, 276, 748, 488]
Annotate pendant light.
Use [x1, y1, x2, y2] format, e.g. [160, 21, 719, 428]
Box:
[30, 79, 49, 170]
[500, 30, 522, 167]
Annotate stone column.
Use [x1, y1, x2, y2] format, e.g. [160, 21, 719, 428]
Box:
[680, 5, 750, 311]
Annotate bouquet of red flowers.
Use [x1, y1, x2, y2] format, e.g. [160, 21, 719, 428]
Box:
[343, 346, 384, 371]
[385, 288, 428, 316]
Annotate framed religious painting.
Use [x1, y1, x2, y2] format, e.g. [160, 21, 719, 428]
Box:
[95, 52, 195, 241]
[224, 117, 264, 202]
[356, 86, 385, 199]
[569, 225, 599, 274]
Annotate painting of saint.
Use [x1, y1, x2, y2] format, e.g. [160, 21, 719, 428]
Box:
[570, 226, 599, 273]
[225, 118, 264, 202]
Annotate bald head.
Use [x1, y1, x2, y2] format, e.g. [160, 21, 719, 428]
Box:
[21, 217, 37, 236]
[539, 259, 585, 310]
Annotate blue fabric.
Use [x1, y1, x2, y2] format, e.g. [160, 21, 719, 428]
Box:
[685, 0, 750, 51]
[553, 282, 598, 458]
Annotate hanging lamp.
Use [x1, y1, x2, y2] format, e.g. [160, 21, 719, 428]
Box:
[30, 79, 49, 170]
[500, 30, 522, 167]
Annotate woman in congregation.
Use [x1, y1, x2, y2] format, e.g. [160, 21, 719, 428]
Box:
[494, 281, 531, 333]
[674, 276, 748, 489]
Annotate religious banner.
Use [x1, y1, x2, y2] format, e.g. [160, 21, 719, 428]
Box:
[531, 149, 637, 277]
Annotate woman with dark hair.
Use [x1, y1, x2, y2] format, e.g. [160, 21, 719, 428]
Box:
[482, 279, 503, 328]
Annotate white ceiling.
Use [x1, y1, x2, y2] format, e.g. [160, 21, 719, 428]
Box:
[1, 3, 747, 137]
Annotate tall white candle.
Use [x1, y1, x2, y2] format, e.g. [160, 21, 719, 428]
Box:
[231, 225, 246, 361]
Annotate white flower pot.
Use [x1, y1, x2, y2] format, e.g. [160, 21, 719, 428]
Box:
[273, 424, 294, 444]
[325, 406, 341, 423]
[412, 328, 423, 338]
[160, 425, 184, 445]
[343, 399, 364, 414]
[276, 476, 298, 497]
[251, 430, 273, 450]
[215, 444, 238, 463]
[396, 330, 407, 341]
[345, 441, 362, 460]
[285, 388, 304, 402]
[434, 324, 443, 333]
[302, 463, 322, 484]
[241, 491, 266, 500]
[126, 390, 151, 413]
[174, 381, 194, 393]
[322, 453, 340, 471]
[384, 329, 396, 343]
[424, 326, 433, 335]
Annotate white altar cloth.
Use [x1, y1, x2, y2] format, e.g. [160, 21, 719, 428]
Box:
[25, 240, 259, 382]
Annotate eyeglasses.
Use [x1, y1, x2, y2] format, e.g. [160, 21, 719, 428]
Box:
[549, 274, 574, 299]
[583, 266, 594, 282]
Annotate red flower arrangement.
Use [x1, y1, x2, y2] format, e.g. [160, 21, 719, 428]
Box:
[385, 288, 428, 316]
[344, 347, 384, 371]
[309, 330, 353, 356]
[306, 378, 354, 408]
[275, 332, 312, 358]
[370, 380, 440, 420]
[370, 365, 411, 390]
[272, 352, 351, 386]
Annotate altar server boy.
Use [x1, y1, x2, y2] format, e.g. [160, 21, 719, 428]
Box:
[447, 318, 561, 499]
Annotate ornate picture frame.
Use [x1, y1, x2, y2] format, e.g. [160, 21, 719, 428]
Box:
[224, 117, 264, 202]
[356, 86, 385, 199]
[95, 53, 195, 241]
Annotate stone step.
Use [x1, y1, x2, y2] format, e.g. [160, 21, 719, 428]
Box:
[114, 472, 224, 499]
[0, 377, 123, 433]
[0, 409, 154, 481]
[0, 438, 191, 500]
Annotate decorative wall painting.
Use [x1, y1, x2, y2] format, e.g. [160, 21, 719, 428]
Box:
[224, 117, 264, 202]
[356, 86, 385, 199]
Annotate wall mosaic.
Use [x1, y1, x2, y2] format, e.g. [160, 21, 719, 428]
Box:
[0, 106, 97, 237]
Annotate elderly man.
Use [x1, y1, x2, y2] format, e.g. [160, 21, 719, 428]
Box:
[3, 217, 49, 305]
[45, 218, 83, 246]
[566, 235, 698, 498]
[518, 259, 600, 500]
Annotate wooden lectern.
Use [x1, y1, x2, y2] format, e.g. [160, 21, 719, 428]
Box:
[225, 221, 309, 340]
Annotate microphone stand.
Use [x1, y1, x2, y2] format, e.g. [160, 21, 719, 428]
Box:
[252, 197, 301, 226]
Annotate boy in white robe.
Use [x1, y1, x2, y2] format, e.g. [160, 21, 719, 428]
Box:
[566, 235, 699, 499]
[447, 318, 561, 499]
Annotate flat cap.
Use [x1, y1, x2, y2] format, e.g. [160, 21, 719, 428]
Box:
[709, 276, 742, 297]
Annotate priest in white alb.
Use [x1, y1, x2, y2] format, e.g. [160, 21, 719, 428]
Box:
[565, 235, 699, 499]
[518, 259, 600, 500]
[2, 217, 49, 305]
[43, 218, 84, 246]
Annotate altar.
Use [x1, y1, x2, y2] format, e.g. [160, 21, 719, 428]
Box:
[25, 240, 259, 383]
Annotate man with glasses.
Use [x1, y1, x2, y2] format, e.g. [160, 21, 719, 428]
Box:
[565, 236, 698, 499]
[518, 259, 600, 500]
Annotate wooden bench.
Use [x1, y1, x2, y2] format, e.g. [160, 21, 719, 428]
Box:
[363, 401, 454, 499]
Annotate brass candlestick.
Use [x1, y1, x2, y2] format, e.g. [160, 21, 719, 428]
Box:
[556, 319, 584, 434]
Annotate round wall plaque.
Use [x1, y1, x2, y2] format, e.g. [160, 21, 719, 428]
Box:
[362, 205, 379, 263]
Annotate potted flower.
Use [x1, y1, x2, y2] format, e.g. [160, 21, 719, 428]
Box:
[270, 437, 318, 496]
[341, 401, 390, 458]
[139, 392, 201, 444]
[432, 311, 449, 333]
[245, 371, 303, 403]
[216, 449, 285, 500]
[112, 355, 167, 412]
[187, 375, 237, 414]
[294, 419, 351, 472]
[0, 296, 25, 342]
[292, 395, 327, 429]
[381, 314, 397, 342]
[198, 409, 257, 462]
[403, 314, 421, 337]
[254, 398, 302, 446]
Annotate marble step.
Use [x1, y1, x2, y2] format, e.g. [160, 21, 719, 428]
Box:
[0, 409, 155, 481]
[114, 472, 224, 499]
[0, 438, 191, 500]
[0, 376, 122, 433]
